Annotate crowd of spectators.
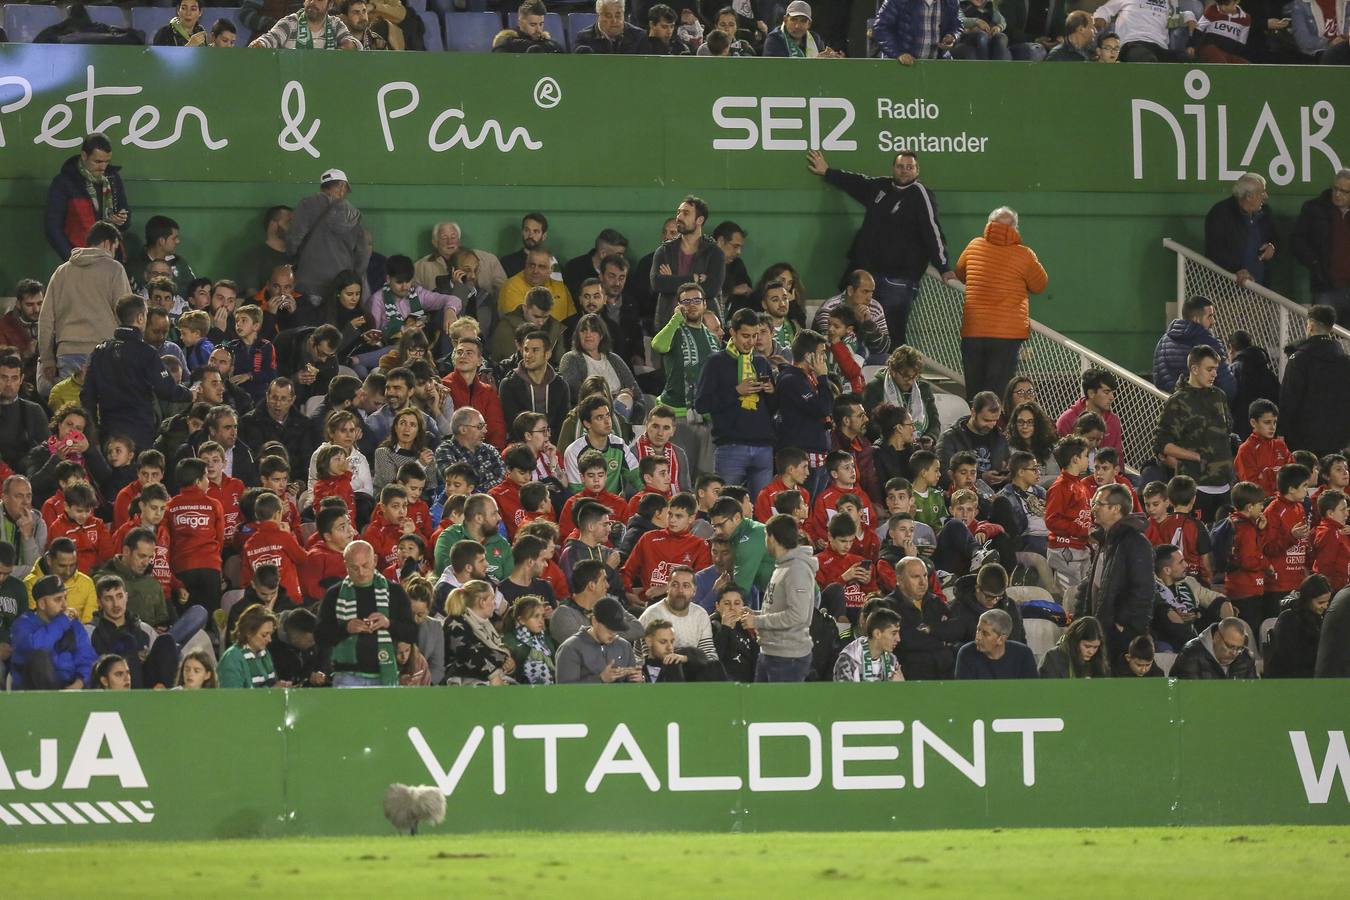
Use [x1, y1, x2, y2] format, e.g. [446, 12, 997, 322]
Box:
[1, 122, 1348, 691]
[4, 0, 1344, 64]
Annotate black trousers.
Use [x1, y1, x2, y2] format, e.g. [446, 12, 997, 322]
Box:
[178, 568, 223, 613]
[961, 337, 1022, 401]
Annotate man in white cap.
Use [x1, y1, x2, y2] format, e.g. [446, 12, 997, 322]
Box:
[763, 2, 843, 57]
[287, 167, 372, 321]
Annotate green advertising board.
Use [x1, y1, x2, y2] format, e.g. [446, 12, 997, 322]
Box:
[1, 682, 1347, 843]
[0, 46, 1343, 192]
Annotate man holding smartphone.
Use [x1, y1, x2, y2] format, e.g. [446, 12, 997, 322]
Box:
[45, 132, 131, 263]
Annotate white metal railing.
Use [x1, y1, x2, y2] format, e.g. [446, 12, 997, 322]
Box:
[1163, 238, 1350, 378]
[906, 270, 1168, 466]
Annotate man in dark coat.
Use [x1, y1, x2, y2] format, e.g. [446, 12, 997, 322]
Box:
[950, 563, 1026, 646]
[1290, 170, 1350, 323]
[1075, 484, 1153, 670]
[81, 295, 191, 451]
[44, 133, 130, 261]
[885, 555, 963, 679]
[1314, 586, 1350, 678]
[1152, 295, 1237, 398]
[1280, 305, 1350, 456]
[1204, 174, 1278, 288]
[1172, 618, 1258, 679]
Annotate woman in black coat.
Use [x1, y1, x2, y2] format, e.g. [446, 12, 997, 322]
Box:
[1264, 574, 1330, 678]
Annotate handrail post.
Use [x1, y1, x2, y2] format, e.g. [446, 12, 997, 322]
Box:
[1174, 251, 1185, 321]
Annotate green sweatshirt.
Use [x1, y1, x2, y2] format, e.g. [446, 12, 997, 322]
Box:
[731, 518, 774, 594]
[912, 486, 949, 532]
[434, 523, 514, 584]
[652, 312, 719, 414]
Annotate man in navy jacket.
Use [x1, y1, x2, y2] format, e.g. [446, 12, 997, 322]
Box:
[695, 309, 777, 499]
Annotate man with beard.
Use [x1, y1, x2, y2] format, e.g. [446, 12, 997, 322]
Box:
[938, 391, 1011, 490]
[0, 280, 44, 386]
[500, 212, 551, 279]
[250, 206, 293, 296]
[249, 0, 362, 48]
[651, 195, 726, 324]
[499, 247, 575, 323]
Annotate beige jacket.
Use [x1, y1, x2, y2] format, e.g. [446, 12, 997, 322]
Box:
[38, 246, 129, 365]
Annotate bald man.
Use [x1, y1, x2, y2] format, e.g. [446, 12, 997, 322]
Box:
[316, 539, 418, 687]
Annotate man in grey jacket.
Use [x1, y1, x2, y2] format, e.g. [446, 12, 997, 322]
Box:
[37, 221, 130, 395]
[555, 597, 643, 684]
[743, 514, 818, 682]
[287, 168, 372, 317]
[650, 195, 726, 324]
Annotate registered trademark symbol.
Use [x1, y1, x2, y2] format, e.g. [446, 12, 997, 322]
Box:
[533, 77, 561, 110]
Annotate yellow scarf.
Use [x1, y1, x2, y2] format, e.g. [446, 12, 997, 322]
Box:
[729, 339, 759, 411]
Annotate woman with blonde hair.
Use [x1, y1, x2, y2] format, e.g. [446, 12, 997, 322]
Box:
[861, 345, 940, 444]
[443, 580, 516, 686]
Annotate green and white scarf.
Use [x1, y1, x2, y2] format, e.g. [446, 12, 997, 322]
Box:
[333, 574, 398, 685]
[169, 16, 196, 44]
[78, 159, 114, 221]
[861, 639, 892, 682]
[785, 31, 820, 58]
[381, 286, 426, 341]
[295, 13, 337, 49]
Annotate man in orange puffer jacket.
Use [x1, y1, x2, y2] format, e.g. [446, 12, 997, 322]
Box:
[954, 208, 1049, 400]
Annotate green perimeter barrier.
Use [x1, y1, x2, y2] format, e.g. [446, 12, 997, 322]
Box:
[1, 682, 1347, 842]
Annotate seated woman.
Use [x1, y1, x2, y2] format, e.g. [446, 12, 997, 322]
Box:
[1264, 574, 1331, 678]
[24, 402, 112, 508]
[217, 604, 282, 689]
[1039, 616, 1110, 678]
[1003, 400, 1060, 479]
[502, 595, 557, 685]
[558, 314, 645, 424]
[152, 0, 206, 46]
[872, 404, 919, 493]
[89, 654, 132, 690]
[443, 580, 516, 686]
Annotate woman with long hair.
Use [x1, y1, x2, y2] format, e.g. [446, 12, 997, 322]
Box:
[373, 407, 439, 494]
[1000, 376, 1036, 428]
[872, 404, 918, 491]
[1264, 574, 1332, 678]
[443, 580, 515, 686]
[502, 595, 557, 685]
[1004, 400, 1060, 475]
[1038, 615, 1111, 678]
[326, 270, 385, 372]
[557, 314, 644, 422]
[734, 262, 807, 328]
[174, 649, 218, 689]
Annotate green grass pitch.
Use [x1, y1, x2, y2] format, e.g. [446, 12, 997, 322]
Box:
[5, 826, 1350, 897]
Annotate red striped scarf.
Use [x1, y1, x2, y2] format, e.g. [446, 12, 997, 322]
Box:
[635, 435, 679, 497]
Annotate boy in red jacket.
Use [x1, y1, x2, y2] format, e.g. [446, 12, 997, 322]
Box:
[301, 507, 354, 603]
[1046, 436, 1094, 596]
[621, 455, 673, 524]
[836, 494, 881, 562]
[115, 483, 178, 604]
[1311, 489, 1350, 594]
[258, 456, 302, 535]
[362, 484, 415, 571]
[1234, 399, 1290, 498]
[396, 461, 435, 545]
[41, 461, 87, 529]
[1262, 463, 1312, 617]
[47, 483, 114, 575]
[808, 450, 875, 548]
[1226, 481, 1271, 636]
[113, 449, 165, 530]
[1313, 453, 1350, 505]
[242, 491, 307, 600]
[620, 493, 711, 605]
[199, 440, 244, 548]
[165, 457, 226, 611]
[1144, 476, 1212, 583]
[814, 511, 878, 626]
[488, 446, 535, 539]
[755, 448, 811, 524]
[1084, 448, 1140, 512]
[519, 519, 570, 601]
[558, 451, 626, 538]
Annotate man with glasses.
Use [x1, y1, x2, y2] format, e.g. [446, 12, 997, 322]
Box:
[1076, 483, 1154, 670]
[652, 282, 720, 474]
[708, 496, 774, 596]
[950, 562, 1026, 646]
[806, 149, 955, 347]
[434, 407, 505, 491]
[1292, 169, 1350, 325]
[1172, 616, 1256, 679]
[1055, 368, 1126, 465]
[990, 450, 1059, 598]
[862, 345, 941, 445]
[441, 337, 505, 450]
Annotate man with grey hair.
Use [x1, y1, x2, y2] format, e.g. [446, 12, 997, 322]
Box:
[1205, 172, 1277, 288]
[953, 607, 1039, 678]
[1291, 168, 1350, 324]
[434, 407, 505, 489]
[953, 205, 1048, 399]
[0, 476, 46, 579]
[572, 0, 645, 53]
[413, 221, 507, 297]
[1076, 482, 1153, 669]
[1171, 616, 1257, 679]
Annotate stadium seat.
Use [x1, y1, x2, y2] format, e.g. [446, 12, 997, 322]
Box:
[420, 11, 445, 51]
[1258, 616, 1277, 654]
[542, 12, 563, 46]
[860, 364, 883, 384]
[567, 11, 596, 42]
[1021, 618, 1063, 666]
[1005, 585, 1053, 605]
[931, 390, 970, 428]
[405, 0, 428, 10]
[3, 4, 60, 42]
[221, 589, 246, 617]
[87, 5, 130, 30]
[430, 0, 490, 10]
[131, 7, 175, 39]
[443, 11, 502, 52]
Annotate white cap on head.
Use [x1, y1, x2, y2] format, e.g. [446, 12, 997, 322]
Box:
[320, 168, 349, 187]
[785, 1, 812, 19]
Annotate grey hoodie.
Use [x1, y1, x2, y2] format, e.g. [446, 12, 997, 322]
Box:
[38, 246, 130, 364]
[555, 627, 637, 684]
[757, 545, 818, 659]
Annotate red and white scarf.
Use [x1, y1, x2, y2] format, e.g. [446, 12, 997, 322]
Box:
[635, 435, 679, 497]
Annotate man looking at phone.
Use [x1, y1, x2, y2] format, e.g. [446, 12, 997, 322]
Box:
[241, 377, 313, 484]
[937, 390, 1010, 489]
[415, 222, 508, 298]
[694, 308, 778, 500]
[555, 596, 644, 684]
[45, 132, 131, 262]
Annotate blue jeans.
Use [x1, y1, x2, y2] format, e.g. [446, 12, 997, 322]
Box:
[169, 604, 209, 647]
[714, 443, 774, 500]
[755, 652, 813, 683]
[333, 673, 385, 688]
[872, 277, 918, 348]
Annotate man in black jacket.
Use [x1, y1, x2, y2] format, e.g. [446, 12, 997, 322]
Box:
[1280, 305, 1350, 456]
[239, 378, 313, 482]
[1076, 483, 1153, 670]
[885, 555, 963, 679]
[492, 0, 564, 52]
[1204, 173, 1277, 288]
[0, 350, 48, 472]
[81, 294, 191, 452]
[950, 563, 1026, 646]
[1291, 169, 1350, 322]
[572, 0, 645, 53]
[1172, 618, 1257, 679]
[650, 196, 726, 323]
[806, 148, 955, 346]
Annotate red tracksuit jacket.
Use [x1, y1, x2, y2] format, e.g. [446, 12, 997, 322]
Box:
[41, 493, 66, 530]
[112, 517, 177, 598]
[815, 548, 878, 609]
[207, 476, 245, 546]
[113, 480, 144, 530]
[1225, 514, 1268, 599]
[1146, 511, 1212, 583]
[1311, 518, 1350, 592]
[619, 529, 712, 594]
[808, 483, 875, 545]
[47, 513, 115, 575]
[558, 489, 626, 538]
[301, 543, 347, 603]
[754, 477, 810, 523]
[1263, 496, 1311, 593]
[407, 498, 434, 545]
[165, 486, 225, 573]
[1046, 472, 1095, 550]
[1081, 473, 1141, 512]
[1234, 433, 1291, 497]
[621, 488, 668, 524]
[312, 471, 355, 520]
[242, 520, 306, 600]
[362, 510, 408, 571]
[488, 479, 525, 538]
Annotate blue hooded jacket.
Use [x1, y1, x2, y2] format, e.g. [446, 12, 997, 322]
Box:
[1152, 318, 1236, 398]
[10, 609, 97, 689]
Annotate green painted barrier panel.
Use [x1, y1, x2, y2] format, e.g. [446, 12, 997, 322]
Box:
[0, 46, 1343, 193]
[1, 683, 1347, 842]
